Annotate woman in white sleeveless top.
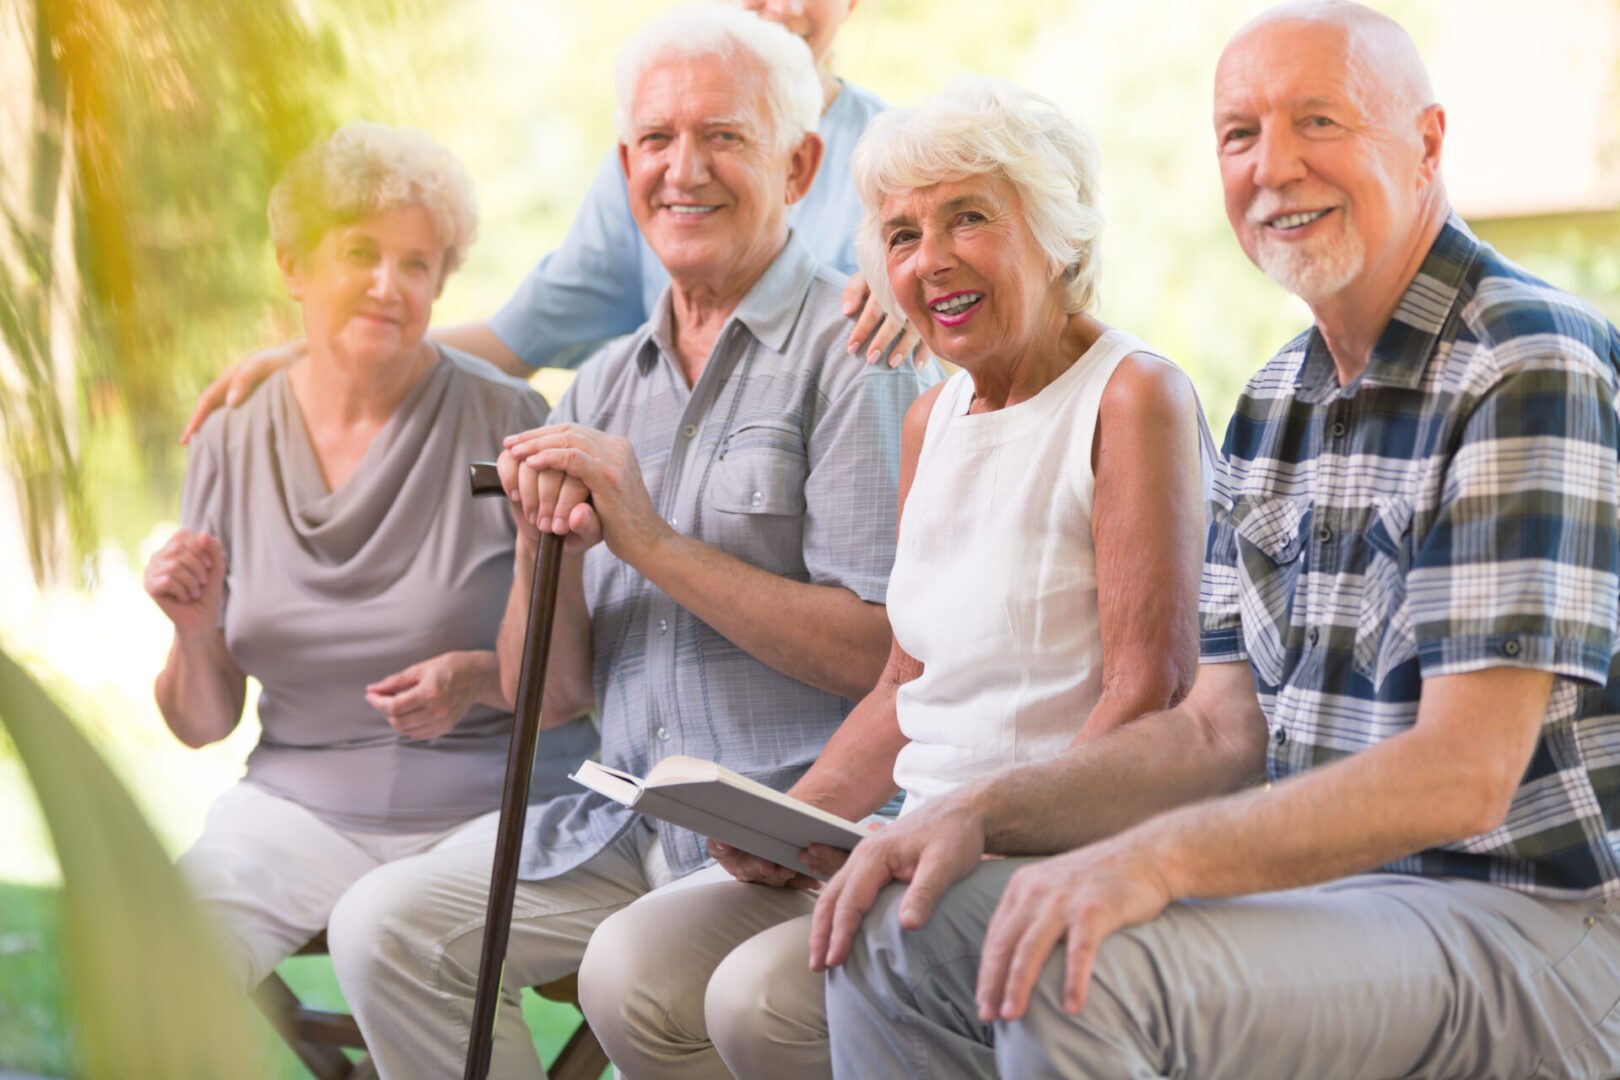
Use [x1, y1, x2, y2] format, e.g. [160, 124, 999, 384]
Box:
[578, 78, 1217, 1080]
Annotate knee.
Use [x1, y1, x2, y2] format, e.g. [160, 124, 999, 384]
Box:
[326, 863, 429, 989]
[577, 902, 667, 1043]
[706, 926, 818, 1068]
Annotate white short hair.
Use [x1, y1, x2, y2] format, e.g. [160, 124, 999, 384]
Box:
[613, 2, 822, 150]
[268, 121, 478, 277]
[853, 78, 1104, 319]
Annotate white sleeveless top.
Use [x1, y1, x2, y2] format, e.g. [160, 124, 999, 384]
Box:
[889, 330, 1215, 814]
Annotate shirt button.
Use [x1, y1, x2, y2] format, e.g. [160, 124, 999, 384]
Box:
[667, 517, 678, 530]
[1273, 727, 1288, 746]
[1315, 526, 1333, 544]
[656, 725, 671, 742]
[1330, 421, 1347, 439]
[682, 423, 697, 438]
[1307, 627, 1320, 647]
[657, 618, 668, 635]
[750, 490, 764, 506]
[1503, 639, 1522, 657]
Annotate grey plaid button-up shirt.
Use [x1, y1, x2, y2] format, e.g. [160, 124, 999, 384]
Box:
[519, 234, 938, 880]
[1201, 216, 1620, 899]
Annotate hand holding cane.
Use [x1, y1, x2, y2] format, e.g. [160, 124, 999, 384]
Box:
[463, 461, 565, 1080]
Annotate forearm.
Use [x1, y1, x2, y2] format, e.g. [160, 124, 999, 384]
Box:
[457, 650, 506, 711]
[430, 321, 529, 379]
[1146, 724, 1507, 901]
[629, 532, 889, 701]
[153, 631, 245, 748]
[788, 678, 907, 819]
[973, 693, 1268, 856]
[498, 538, 595, 726]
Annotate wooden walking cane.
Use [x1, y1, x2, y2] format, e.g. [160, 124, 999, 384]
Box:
[464, 461, 567, 1080]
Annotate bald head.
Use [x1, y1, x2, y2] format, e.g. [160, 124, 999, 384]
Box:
[1224, 1, 1435, 122]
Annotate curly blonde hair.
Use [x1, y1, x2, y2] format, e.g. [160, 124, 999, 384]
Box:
[268, 122, 478, 277]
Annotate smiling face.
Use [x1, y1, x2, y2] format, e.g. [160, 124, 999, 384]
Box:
[878, 172, 1065, 372]
[620, 52, 819, 294]
[737, 0, 856, 66]
[282, 205, 443, 366]
[1213, 16, 1438, 305]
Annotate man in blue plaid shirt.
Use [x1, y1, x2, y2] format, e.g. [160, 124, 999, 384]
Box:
[811, 3, 1620, 1077]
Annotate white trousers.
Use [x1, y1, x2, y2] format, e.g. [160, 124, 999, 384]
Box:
[176, 781, 499, 990]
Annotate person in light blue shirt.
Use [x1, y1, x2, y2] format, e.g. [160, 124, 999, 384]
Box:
[181, 0, 919, 442]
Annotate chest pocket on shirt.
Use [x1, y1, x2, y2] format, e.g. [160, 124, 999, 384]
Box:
[1353, 496, 1417, 689]
[710, 420, 808, 516]
[1232, 496, 1310, 688]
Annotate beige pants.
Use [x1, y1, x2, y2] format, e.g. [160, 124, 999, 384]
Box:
[578, 870, 827, 1080]
[176, 781, 499, 989]
[324, 817, 678, 1079]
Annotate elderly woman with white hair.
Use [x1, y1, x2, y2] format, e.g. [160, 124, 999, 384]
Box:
[144, 122, 594, 991]
[576, 78, 1218, 1080]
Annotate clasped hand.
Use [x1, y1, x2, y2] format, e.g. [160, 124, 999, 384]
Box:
[498, 423, 666, 559]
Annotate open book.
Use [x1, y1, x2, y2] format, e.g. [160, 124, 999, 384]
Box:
[570, 756, 866, 881]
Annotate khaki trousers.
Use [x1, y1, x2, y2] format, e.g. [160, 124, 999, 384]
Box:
[578, 869, 828, 1080]
[324, 818, 678, 1079]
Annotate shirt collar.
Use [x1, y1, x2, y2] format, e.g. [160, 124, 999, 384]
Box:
[1294, 213, 1481, 402]
[636, 232, 818, 372]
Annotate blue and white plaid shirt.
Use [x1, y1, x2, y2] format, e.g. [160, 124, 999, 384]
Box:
[518, 235, 938, 881]
[1201, 215, 1620, 899]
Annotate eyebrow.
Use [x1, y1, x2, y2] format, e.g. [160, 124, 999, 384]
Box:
[630, 114, 755, 131]
[1217, 95, 1346, 124]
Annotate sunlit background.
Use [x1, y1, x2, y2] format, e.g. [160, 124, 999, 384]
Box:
[2, 0, 1617, 1074]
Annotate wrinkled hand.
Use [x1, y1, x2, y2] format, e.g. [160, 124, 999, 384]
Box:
[809, 796, 986, 971]
[496, 440, 598, 553]
[841, 272, 929, 369]
[708, 839, 820, 890]
[365, 650, 496, 741]
[503, 424, 667, 561]
[975, 838, 1173, 1022]
[180, 338, 305, 444]
[144, 529, 226, 638]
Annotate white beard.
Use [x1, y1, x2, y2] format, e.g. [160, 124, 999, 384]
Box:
[1252, 219, 1365, 303]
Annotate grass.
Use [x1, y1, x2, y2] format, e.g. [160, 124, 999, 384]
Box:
[0, 881, 601, 1078]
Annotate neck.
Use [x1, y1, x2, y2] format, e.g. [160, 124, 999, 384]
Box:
[1308, 199, 1450, 386]
[820, 69, 841, 113]
[963, 309, 1106, 412]
[292, 339, 437, 428]
[667, 235, 785, 383]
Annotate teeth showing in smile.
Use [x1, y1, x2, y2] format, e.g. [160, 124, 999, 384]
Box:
[666, 205, 718, 216]
[1270, 209, 1329, 230]
[930, 292, 983, 316]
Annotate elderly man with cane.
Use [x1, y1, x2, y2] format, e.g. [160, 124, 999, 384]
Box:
[813, 3, 1620, 1077]
[315, 6, 934, 1077]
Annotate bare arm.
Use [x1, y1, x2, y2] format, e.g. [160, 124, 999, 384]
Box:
[1075, 353, 1206, 745]
[145, 530, 247, 747]
[786, 383, 941, 811]
[1147, 666, 1550, 897]
[496, 531, 596, 727]
[968, 666, 1552, 1020]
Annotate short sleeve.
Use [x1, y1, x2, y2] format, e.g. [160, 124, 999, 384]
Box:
[1410, 360, 1620, 684]
[801, 364, 931, 604]
[1199, 437, 1249, 665]
[488, 151, 650, 370]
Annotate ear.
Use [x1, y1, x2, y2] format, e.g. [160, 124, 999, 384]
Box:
[1415, 103, 1445, 187]
[784, 131, 825, 207]
[276, 247, 305, 301]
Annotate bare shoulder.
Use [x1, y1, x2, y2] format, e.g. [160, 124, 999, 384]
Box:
[1099, 351, 1198, 423]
